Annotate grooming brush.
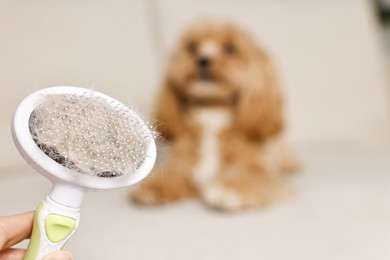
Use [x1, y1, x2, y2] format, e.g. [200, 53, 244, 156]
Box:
[12, 86, 156, 260]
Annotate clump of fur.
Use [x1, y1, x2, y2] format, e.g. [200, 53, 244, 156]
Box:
[30, 93, 153, 177]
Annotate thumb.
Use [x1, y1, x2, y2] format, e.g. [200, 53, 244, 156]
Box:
[43, 251, 73, 260]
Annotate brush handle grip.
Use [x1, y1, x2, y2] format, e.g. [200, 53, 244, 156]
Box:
[23, 197, 80, 260]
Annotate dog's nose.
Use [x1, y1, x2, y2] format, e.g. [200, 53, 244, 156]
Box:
[197, 57, 211, 69]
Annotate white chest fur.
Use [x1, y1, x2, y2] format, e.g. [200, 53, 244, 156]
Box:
[192, 108, 232, 186]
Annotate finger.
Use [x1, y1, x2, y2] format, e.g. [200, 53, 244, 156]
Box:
[0, 248, 26, 260]
[0, 211, 34, 250]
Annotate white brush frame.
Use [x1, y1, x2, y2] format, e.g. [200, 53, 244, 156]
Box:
[12, 86, 157, 208]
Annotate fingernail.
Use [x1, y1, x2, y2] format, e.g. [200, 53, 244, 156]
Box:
[43, 251, 73, 260]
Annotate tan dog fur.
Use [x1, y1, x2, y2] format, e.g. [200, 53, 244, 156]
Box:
[131, 20, 298, 210]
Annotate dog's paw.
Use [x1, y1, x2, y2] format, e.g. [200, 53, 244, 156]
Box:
[201, 178, 291, 211]
[201, 184, 244, 210]
[130, 185, 164, 205]
[130, 172, 198, 205]
[130, 182, 181, 205]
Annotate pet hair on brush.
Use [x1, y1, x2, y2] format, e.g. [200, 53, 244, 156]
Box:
[12, 86, 157, 260]
[29, 93, 154, 178]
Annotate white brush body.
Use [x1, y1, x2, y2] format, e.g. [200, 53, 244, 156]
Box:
[12, 86, 156, 260]
[12, 86, 156, 191]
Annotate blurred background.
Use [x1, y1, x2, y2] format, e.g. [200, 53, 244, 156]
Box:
[0, 0, 389, 259]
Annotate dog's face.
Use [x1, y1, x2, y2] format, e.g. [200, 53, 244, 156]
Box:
[157, 20, 283, 140]
[167, 20, 263, 104]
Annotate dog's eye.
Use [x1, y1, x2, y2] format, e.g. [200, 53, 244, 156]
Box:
[224, 43, 236, 56]
[187, 42, 197, 55]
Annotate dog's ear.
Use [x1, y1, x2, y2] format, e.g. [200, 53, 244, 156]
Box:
[154, 79, 183, 141]
[235, 50, 284, 141]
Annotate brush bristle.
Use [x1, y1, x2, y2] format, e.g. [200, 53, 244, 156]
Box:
[29, 92, 154, 178]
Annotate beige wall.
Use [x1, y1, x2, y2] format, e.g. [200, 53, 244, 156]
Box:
[157, 0, 390, 147]
[1, 0, 389, 168]
[0, 0, 161, 167]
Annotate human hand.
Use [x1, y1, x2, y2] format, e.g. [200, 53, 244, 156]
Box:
[0, 211, 72, 260]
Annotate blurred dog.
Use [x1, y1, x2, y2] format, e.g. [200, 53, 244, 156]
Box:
[131, 20, 298, 210]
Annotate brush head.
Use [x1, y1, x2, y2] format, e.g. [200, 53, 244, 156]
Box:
[12, 86, 157, 190]
[29, 94, 151, 178]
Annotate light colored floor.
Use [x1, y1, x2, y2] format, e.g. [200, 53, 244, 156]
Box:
[1, 147, 389, 260]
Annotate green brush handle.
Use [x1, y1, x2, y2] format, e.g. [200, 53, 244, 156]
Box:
[23, 197, 80, 260]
